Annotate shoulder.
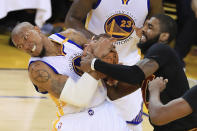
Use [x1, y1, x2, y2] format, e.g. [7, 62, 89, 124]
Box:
[146, 43, 174, 56]
[182, 85, 197, 112]
[60, 29, 88, 46]
[145, 43, 176, 67]
[150, 43, 171, 50]
[29, 61, 50, 72]
[183, 85, 197, 100]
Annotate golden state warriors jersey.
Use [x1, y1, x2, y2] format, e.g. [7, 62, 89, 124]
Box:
[86, 0, 149, 123]
[30, 33, 83, 82]
[29, 33, 106, 116]
[86, 0, 149, 64]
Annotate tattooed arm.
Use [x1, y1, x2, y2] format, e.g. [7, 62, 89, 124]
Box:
[28, 61, 68, 98]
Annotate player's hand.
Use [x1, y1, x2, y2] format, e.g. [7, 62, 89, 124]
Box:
[93, 37, 117, 58]
[85, 35, 117, 58]
[148, 77, 168, 92]
[92, 33, 111, 40]
[80, 51, 95, 73]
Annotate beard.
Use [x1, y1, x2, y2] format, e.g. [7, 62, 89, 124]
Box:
[38, 47, 46, 57]
[137, 35, 160, 55]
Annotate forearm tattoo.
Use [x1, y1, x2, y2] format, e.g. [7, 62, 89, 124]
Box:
[30, 65, 51, 83]
[30, 63, 66, 97]
[33, 69, 51, 83]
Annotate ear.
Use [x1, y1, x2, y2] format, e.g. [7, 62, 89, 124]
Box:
[34, 26, 41, 33]
[159, 33, 169, 43]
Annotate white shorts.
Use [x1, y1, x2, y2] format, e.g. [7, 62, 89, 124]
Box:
[53, 101, 131, 131]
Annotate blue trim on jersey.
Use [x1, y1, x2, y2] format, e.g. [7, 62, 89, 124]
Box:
[67, 39, 83, 50]
[55, 33, 66, 40]
[41, 61, 59, 74]
[62, 44, 67, 55]
[93, 0, 101, 9]
[54, 32, 83, 50]
[29, 60, 60, 94]
[143, 112, 149, 117]
[147, 0, 150, 11]
[126, 103, 143, 125]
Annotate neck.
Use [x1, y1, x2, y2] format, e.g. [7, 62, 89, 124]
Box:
[42, 36, 62, 56]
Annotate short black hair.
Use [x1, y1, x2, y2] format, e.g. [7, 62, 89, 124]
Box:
[152, 14, 177, 43]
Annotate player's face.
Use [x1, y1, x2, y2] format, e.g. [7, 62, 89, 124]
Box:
[13, 28, 44, 57]
[137, 17, 161, 54]
[140, 17, 161, 44]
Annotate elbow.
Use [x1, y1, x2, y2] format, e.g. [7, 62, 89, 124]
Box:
[150, 116, 167, 126]
[65, 14, 81, 29]
[65, 17, 72, 28]
[65, 14, 75, 28]
[149, 107, 169, 126]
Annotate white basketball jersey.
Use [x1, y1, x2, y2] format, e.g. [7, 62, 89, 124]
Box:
[29, 33, 106, 116]
[86, 0, 148, 61]
[86, 0, 149, 123]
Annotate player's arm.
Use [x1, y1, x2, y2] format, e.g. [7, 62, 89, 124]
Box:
[148, 0, 164, 18]
[93, 58, 158, 100]
[148, 77, 193, 126]
[29, 61, 99, 107]
[81, 44, 171, 85]
[60, 28, 88, 46]
[81, 57, 159, 85]
[65, 0, 97, 39]
[106, 81, 140, 100]
[28, 61, 68, 98]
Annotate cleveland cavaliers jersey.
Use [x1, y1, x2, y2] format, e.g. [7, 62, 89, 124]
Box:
[29, 33, 106, 116]
[86, 0, 149, 123]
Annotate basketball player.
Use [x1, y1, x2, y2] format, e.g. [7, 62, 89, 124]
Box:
[80, 14, 197, 131]
[148, 77, 197, 129]
[11, 22, 131, 131]
[65, 0, 164, 130]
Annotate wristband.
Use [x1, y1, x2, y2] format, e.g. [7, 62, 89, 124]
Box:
[91, 58, 97, 71]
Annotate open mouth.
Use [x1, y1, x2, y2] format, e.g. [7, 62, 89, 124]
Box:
[31, 45, 36, 52]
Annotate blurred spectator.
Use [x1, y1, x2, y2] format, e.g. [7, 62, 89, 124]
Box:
[174, 0, 197, 67]
[0, 10, 36, 34]
[47, 0, 73, 23]
[0, 0, 51, 28]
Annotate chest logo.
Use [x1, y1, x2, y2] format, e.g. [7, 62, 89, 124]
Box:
[104, 14, 135, 40]
[72, 56, 83, 76]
